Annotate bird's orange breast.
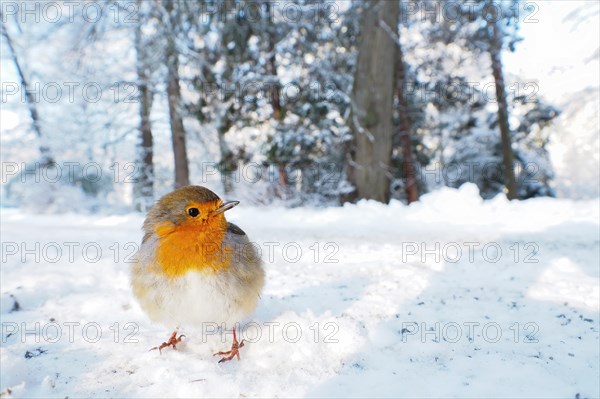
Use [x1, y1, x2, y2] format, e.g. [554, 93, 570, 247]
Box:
[154, 221, 231, 277]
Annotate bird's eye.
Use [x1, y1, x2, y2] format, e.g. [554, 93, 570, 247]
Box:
[188, 208, 200, 217]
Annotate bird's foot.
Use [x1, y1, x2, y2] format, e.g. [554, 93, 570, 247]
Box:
[150, 330, 185, 354]
[213, 327, 245, 363]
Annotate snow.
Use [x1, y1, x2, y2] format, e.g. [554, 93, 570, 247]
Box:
[1, 184, 599, 398]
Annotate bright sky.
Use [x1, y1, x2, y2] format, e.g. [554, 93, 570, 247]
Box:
[504, 0, 600, 105]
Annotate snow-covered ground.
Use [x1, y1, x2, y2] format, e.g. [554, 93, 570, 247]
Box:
[1, 184, 599, 398]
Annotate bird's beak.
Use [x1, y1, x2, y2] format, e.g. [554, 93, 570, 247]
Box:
[212, 200, 240, 216]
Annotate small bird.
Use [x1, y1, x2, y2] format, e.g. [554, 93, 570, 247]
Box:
[131, 185, 265, 362]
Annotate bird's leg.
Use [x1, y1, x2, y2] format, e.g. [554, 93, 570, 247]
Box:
[150, 329, 185, 354]
[213, 326, 245, 363]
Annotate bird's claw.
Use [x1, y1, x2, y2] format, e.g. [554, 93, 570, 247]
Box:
[150, 330, 185, 354]
[213, 328, 245, 363]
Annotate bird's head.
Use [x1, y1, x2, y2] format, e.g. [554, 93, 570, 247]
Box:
[143, 185, 239, 238]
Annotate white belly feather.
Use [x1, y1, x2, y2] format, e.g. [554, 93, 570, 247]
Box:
[135, 269, 256, 327]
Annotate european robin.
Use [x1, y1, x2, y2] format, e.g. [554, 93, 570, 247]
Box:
[131, 185, 265, 362]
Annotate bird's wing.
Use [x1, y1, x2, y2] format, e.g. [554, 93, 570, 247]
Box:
[227, 222, 247, 236]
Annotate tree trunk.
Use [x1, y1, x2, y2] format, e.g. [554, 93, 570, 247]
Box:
[133, 5, 154, 211]
[348, 1, 399, 203]
[165, 1, 189, 189]
[1, 19, 53, 166]
[265, 1, 288, 198]
[395, 39, 419, 204]
[217, 111, 234, 195]
[488, 4, 517, 200]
